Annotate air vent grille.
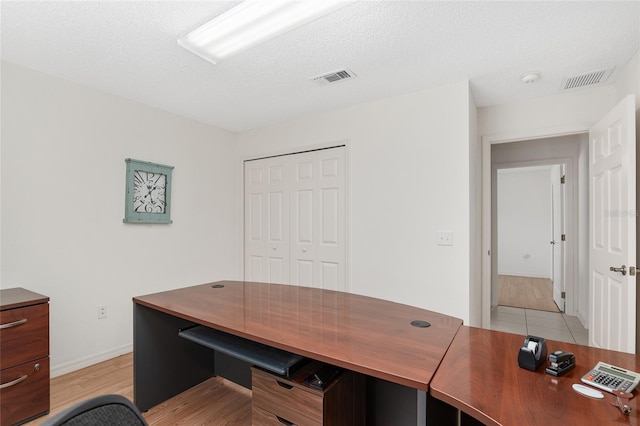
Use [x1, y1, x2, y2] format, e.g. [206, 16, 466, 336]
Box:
[562, 68, 614, 91]
[310, 69, 356, 86]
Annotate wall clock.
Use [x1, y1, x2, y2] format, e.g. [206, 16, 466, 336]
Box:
[124, 158, 173, 224]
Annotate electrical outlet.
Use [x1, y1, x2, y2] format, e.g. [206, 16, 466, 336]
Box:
[97, 305, 107, 319]
[437, 231, 453, 246]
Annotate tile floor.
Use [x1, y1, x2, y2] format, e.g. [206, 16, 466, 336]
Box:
[490, 305, 589, 345]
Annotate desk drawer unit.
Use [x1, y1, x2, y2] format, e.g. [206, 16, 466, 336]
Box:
[252, 367, 323, 425]
[0, 358, 50, 425]
[0, 288, 50, 426]
[251, 366, 364, 426]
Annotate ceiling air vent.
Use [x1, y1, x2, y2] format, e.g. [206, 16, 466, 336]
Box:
[310, 69, 356, 86]
[561, 67, 614, 91]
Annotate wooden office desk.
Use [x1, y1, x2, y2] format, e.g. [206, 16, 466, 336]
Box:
[133, 280, 462, 414]
[430, 326, 640, 426]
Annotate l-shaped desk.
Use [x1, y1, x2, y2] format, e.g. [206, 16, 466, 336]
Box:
[133, 281, 639, 425]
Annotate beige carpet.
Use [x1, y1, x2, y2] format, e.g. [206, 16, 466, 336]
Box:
[498, 275, 560, 312]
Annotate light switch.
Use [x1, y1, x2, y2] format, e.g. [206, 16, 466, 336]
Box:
[437, 231, 453, 246]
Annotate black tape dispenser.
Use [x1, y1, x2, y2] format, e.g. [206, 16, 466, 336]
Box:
[518, 335, 548, 371]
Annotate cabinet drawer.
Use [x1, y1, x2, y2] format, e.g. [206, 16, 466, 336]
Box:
[252, 368, 322, 426]
[253, 405, 304, 426]
[0, 303, 49, 368]
[0, 357, 50, 425]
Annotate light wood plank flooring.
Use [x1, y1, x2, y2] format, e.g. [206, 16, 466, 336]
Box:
[25, 353, 252, 425]
[497, 275, 560, 312]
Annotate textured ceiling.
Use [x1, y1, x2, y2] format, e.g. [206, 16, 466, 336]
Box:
[1, 1, 639, 132]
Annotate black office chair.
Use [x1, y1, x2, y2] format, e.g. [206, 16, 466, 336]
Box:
[41, 394, 147, 426]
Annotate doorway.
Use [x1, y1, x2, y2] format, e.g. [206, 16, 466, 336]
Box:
[482, 96, 637, 353]
[496, 164, 565, 313]
[484, 134, 589, 344]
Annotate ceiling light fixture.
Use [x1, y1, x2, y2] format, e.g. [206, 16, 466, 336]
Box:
[178, 0, 352, 65]
[521, 71, 541, 84]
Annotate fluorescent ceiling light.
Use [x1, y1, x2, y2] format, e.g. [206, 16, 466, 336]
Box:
[178, 0, 352, 65]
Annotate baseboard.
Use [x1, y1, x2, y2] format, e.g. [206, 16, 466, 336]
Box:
[576, 311, 589, 329]
[51, 343, 133, 378]
[498, 272, 551, 279]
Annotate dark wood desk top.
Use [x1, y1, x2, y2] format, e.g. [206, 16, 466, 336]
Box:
[1, 287, 49, 310]
[431, 326, 640, 426]
[133, 280, 462, 391]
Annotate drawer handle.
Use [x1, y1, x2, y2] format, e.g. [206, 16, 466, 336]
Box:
[0, 375, 28, 389]
[276, 380, 293, 390]
[0, 318, 27, 329]
[275, 416, 294, 426]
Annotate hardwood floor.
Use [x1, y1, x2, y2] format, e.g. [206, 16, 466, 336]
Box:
[497, 274, 560, 312]
[26, 353, 252, 425]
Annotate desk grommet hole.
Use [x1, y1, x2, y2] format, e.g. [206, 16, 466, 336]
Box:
[211, 284, 225, 289]
[411, 320, 431, 328]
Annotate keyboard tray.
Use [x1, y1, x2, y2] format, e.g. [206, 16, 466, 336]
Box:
[178, 325, 306, 377]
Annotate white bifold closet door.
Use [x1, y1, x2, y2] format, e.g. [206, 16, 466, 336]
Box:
[244, 146, 346, 291]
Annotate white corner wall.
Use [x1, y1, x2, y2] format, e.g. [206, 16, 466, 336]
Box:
[236, 81, 474, 324]
[497, 168, 552, 278]
[1, 61, 241, 376]
[616, 50, 640, 106]
[468, 91, 481, 326]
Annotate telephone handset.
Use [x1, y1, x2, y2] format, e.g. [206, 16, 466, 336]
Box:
[581, 361, 640, 394]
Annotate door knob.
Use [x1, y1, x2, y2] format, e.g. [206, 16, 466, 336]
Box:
[550, 240, 555, 245]
[610, 265, 627, 275]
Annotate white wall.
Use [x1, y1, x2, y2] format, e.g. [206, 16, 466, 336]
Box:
[236, 81, 475, 324]
[1, 61, 241, 376]
[497, 167, 552, 278]
[468, 91, 481, 326]
[616, 50, 640, 107]
[479, 85, 618, 138]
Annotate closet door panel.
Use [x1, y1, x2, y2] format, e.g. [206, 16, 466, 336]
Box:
[315, 148, 346, 290]
[291, 151, 316, 287]
[320, 262, 340, 290]
[265, 158, 289, 284]
[245, 147, 346, 290]
[245, 160, 266, 282]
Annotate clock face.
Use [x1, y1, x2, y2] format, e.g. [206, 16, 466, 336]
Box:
[133, 170, 167, 213]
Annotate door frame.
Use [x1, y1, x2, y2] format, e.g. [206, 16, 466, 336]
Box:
[481, 124, 588, 328]
[492, 159, 573, 312]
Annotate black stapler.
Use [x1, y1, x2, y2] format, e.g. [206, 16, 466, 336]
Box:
[517, 335, 548, 371]
[545, 350, 575, 376]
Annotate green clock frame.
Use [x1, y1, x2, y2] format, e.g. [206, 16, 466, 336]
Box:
[124, 158, 174, 224]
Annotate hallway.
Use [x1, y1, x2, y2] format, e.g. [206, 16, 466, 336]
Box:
[490, 305, 588, 345]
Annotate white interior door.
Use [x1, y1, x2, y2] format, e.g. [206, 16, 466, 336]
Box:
[244, 157, 290, 284]
[290, 147, 346, 290]
[589, 94, 636, 353]
[244, 146, 347, 290]
[551, 165, 565, 311]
